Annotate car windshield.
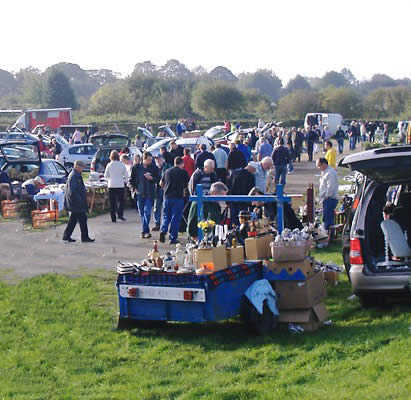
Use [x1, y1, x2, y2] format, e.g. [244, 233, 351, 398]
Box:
[0, 143, 40, 162]
[90, 134, 128, 147]
[146, 138, 172, 152]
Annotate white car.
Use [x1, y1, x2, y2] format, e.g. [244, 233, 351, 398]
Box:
[58, 143, 97, 170]
[145, 136, 214, 158]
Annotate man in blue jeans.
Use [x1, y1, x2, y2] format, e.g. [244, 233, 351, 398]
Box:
[271, 138, 290, 186]
[129, 152, 160, 238]
[317, 157, 339, 231]
[152, 154, 171, 231]
[159, 157, 189, 244]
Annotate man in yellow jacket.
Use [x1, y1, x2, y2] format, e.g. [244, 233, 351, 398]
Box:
[324, 140, 337, 169]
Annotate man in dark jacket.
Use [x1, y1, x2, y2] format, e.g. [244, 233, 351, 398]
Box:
[63, 160, 94, 243]
[169, 141, 184, 162]
[306, 127, 317, 162]
[272, 138, 290, 186]
[129, 152, 160, 238]
[160, 157, 190, 244]
[227, 142, 247, 172]
[160, 146, 174, 166]
[195, 143, 216, 170]
[227, 164, 256, 226]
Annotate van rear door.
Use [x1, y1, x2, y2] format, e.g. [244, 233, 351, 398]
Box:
[339, 146, 411, 184]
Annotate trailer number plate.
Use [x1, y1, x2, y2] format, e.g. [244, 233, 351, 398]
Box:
[119, 285, 206, 302]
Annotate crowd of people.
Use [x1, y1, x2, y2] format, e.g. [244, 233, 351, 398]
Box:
[61, 121, 347, 245]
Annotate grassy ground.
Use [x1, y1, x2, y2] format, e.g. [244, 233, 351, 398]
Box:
[1, 244, 411, 399]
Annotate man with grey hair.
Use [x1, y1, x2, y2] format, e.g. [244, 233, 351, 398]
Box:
[187, 181, 228, 240]
[249, 157, 273, 193]
[189, 159, 217, 195]
[63, 160, 94, 243]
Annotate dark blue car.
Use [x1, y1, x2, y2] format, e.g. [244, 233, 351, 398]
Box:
[0, 139, 68, 185]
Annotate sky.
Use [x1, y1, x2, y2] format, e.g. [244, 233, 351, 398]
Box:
[1, 0, 410, 84]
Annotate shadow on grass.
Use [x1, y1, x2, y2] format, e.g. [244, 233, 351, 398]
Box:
[122, 278, 411, 351]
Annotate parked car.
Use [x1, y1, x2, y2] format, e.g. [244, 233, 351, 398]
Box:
[0, 139, 68, 184]
[0, 131, 38, 141]
[340, 145, 411, 306]
[58, 143, 97, 170]
[145, 136, 214, 158]
[89, 133, 141, 173]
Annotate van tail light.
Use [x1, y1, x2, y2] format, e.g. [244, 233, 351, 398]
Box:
[350, 238, 364, 265]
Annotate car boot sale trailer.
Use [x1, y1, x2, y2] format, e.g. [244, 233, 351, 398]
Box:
[117, 184, 304, 329]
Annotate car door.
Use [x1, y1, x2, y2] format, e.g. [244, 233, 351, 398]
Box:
[51, 161, 68, 183]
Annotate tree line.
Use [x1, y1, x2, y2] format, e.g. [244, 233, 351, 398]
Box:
[0, 60, 410, 122]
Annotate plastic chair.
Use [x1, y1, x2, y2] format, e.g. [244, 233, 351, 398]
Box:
[379, 219, 411, 266]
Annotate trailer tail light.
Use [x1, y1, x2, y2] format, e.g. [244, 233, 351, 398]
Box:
[90, 160, 95, 172]
[128, 287, 138, 297]
[350, 238, 364, 265]
[184, 290, 193, 301]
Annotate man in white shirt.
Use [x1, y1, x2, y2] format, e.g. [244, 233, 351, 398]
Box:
[212, 143, 228, 183]
[316, 157, 339, 230]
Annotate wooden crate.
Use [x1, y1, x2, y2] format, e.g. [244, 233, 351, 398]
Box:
[1, 200, 26, 219]
[32, 210, 58, 228]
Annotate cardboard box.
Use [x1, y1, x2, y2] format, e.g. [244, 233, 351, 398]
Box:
[324, 271, 339, 287]
[195, 246, 227, 271]
[182, 130, 202, 138]
[271, 240, 312, 262]
[264, 257, 315, 279]
[274, 272, 327, 310]
[245, 234, 274, 260]
[279, 302, 329, 332]
[226, 246, 244, 266]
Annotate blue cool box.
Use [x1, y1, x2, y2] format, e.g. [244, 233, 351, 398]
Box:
[117, 263, 263, 323]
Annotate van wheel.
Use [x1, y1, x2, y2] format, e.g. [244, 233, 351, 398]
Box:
[65, 162, 74, 171]
[358, 294, 386, 308]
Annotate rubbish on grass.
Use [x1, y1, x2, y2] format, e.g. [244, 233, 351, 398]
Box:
[288, 323, 304, 334]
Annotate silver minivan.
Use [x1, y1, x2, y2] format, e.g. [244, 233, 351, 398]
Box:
[340, 145, 411, 306]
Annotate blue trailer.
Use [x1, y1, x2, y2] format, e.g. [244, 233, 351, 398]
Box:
[117, 184, 302, 328]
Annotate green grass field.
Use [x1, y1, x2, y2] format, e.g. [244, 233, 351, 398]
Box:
[1, 245, 411, 399]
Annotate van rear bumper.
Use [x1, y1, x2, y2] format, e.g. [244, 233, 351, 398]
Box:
[350, 264, 411, 293]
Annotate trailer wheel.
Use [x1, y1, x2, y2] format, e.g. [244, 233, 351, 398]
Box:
[240, 296, 278, 336]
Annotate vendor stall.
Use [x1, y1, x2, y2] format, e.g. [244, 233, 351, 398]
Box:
[85, 180, 108, 213]
[116, 184, 336, 334]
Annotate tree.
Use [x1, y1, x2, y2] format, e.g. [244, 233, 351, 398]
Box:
[276, 90, 321, 120]
[15, 67, 43, 107]
[364, 86, 411, 119]
[320, 87, 362, 118]
[43, 69, 77, 108]
[0, 69, 17, 98]
[159, 59, 193, 79]
[284, 75, 311, 93]
[319, 71, 348, 88]
[132, 61, 158, 76]
[341, 68, 357, 85]
[242, 89, 273, 119]
[237, 69, 282, 102]
[191, 66, 208, 77]
[208, 66, 238, 82]
[88, 82, 133, 115]
[191, 81, 244, 118]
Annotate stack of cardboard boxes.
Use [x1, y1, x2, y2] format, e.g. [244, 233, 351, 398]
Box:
[264, 257, 329, 332]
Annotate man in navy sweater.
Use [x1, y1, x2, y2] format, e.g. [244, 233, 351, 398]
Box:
[271, 138, 290, 186]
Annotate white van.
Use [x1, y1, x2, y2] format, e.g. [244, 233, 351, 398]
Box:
[304, 113, 348, 134]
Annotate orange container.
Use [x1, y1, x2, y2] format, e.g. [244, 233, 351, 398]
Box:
[1, 200, 26, 218]
[31, 210, 58, 228]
